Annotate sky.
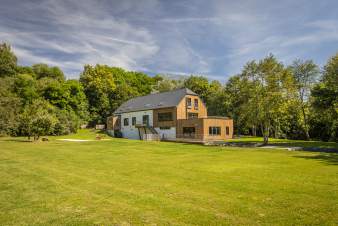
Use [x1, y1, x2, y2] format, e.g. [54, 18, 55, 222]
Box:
[1, 0, 338, 81]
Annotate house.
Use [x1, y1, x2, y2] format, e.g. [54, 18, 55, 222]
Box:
[107, 88, 233, 142]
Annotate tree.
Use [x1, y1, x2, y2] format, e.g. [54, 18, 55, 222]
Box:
[239, 55, 295, 144]
[0, 77, 21, 135]
[184, 76, 210, 102]
[80, 65, 117, 124]
[290, 59, 319, 140]
[152, 75, 184, 92]
[80, 65, 154, 124]
[0, 43, 17, 77]
[13, 74, 38, 105]
[32, 64, 65, 81]
[18, 99, 57, 140]
[311, 53, 338, 141]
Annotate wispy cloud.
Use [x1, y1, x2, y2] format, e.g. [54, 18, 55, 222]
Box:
[0, 0, 337, 80]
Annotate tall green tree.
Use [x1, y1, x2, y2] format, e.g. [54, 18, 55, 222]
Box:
[311, 53, 338, 141]
[80, 65, 155, 124]
[290, 59, 319, 140]
[80, 65, 117, 124]
[240, 55, 295, 144]
[0, 43, 17, 77]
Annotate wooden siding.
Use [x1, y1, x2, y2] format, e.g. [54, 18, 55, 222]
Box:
[153, 107, 177, 128]
[202, 118, 233, 140]
[176, 118, 204, 140]
[176, 117, 233, 141]
[176, 95, 207, 120]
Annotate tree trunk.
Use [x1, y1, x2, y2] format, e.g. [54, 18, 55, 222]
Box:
[261, 123, 269, 145]
[263, 135, 269, 145]
[301, 106, 310, 140]
[252, 125, 257, 136]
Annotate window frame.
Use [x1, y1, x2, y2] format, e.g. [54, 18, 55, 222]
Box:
[132, 117, 136, 126]
[226, 126, 230, 135]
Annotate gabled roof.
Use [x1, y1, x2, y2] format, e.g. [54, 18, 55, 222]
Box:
[114, 88, 197, 114]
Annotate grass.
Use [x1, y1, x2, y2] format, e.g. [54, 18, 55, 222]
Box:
[0, 130, 337, 225]
[231, 136, 338, 150]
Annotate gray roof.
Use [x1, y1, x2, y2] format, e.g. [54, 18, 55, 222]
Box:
[114, 88, 197, 114]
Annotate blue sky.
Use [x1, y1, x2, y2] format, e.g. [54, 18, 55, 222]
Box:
[1, 0, 338, 81]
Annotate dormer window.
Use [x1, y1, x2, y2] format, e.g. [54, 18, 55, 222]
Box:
[186, 98, 192, 109]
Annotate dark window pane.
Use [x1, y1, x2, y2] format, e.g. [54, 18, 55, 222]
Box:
[158, 112, 173, 121]
[209, 126, 221, 135]
[160, 126, 171, 130]
[132, 117, 136, 126]
[186, 98, 192, 108]
[124, 118, 129, 126]
[194, 99, 198, 109]
[142, 115, 149, 125]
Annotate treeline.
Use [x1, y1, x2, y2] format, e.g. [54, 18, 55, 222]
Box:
[0, 42, 337, 142]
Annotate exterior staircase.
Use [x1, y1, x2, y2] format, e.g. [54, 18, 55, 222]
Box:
[136, 124, 160, 141]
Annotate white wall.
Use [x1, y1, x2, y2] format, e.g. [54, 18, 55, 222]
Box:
[120, 110, 153, 139]
[155, 127, 176, 140]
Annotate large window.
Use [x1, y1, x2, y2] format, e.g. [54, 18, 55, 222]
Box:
[123, 118, 129, 126]
[194, 99, 198, 109]
[209, 127, 220, 135]
[143, 115, 149, 126]
[186, 98, 192, 109]
[183, 127, 195, 137]
[132, 117, 136, 126]
[158, 112, 173, 121]
[188, 113, 198, 119]
[226, 126, 230, 135]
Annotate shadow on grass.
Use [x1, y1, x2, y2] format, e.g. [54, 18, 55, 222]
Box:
[293, 153, 338, 165]
[0, 138, 32, 142]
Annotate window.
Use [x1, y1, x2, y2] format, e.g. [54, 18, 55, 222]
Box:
[186, 98, 192, 109]
[132, 117, 136, 126]
[209, 127, 221, 135]
[226, 126, 230, 135]
[123, 118, 129, 126]
[160, 126, 171, 130]
[183, 127, 195, 137]
[158, 112, 173, 121]
[194, 99, 198, 109]
[188, 113, 198, 119]
[143, 115, 149, 126]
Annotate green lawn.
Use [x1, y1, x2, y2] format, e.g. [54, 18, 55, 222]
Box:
[230, 136, 338, 150]
[0, 131, 337, 225]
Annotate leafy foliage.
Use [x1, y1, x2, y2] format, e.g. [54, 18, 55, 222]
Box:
[0, 43, 17, 77]
[0, 42, 336, 142]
